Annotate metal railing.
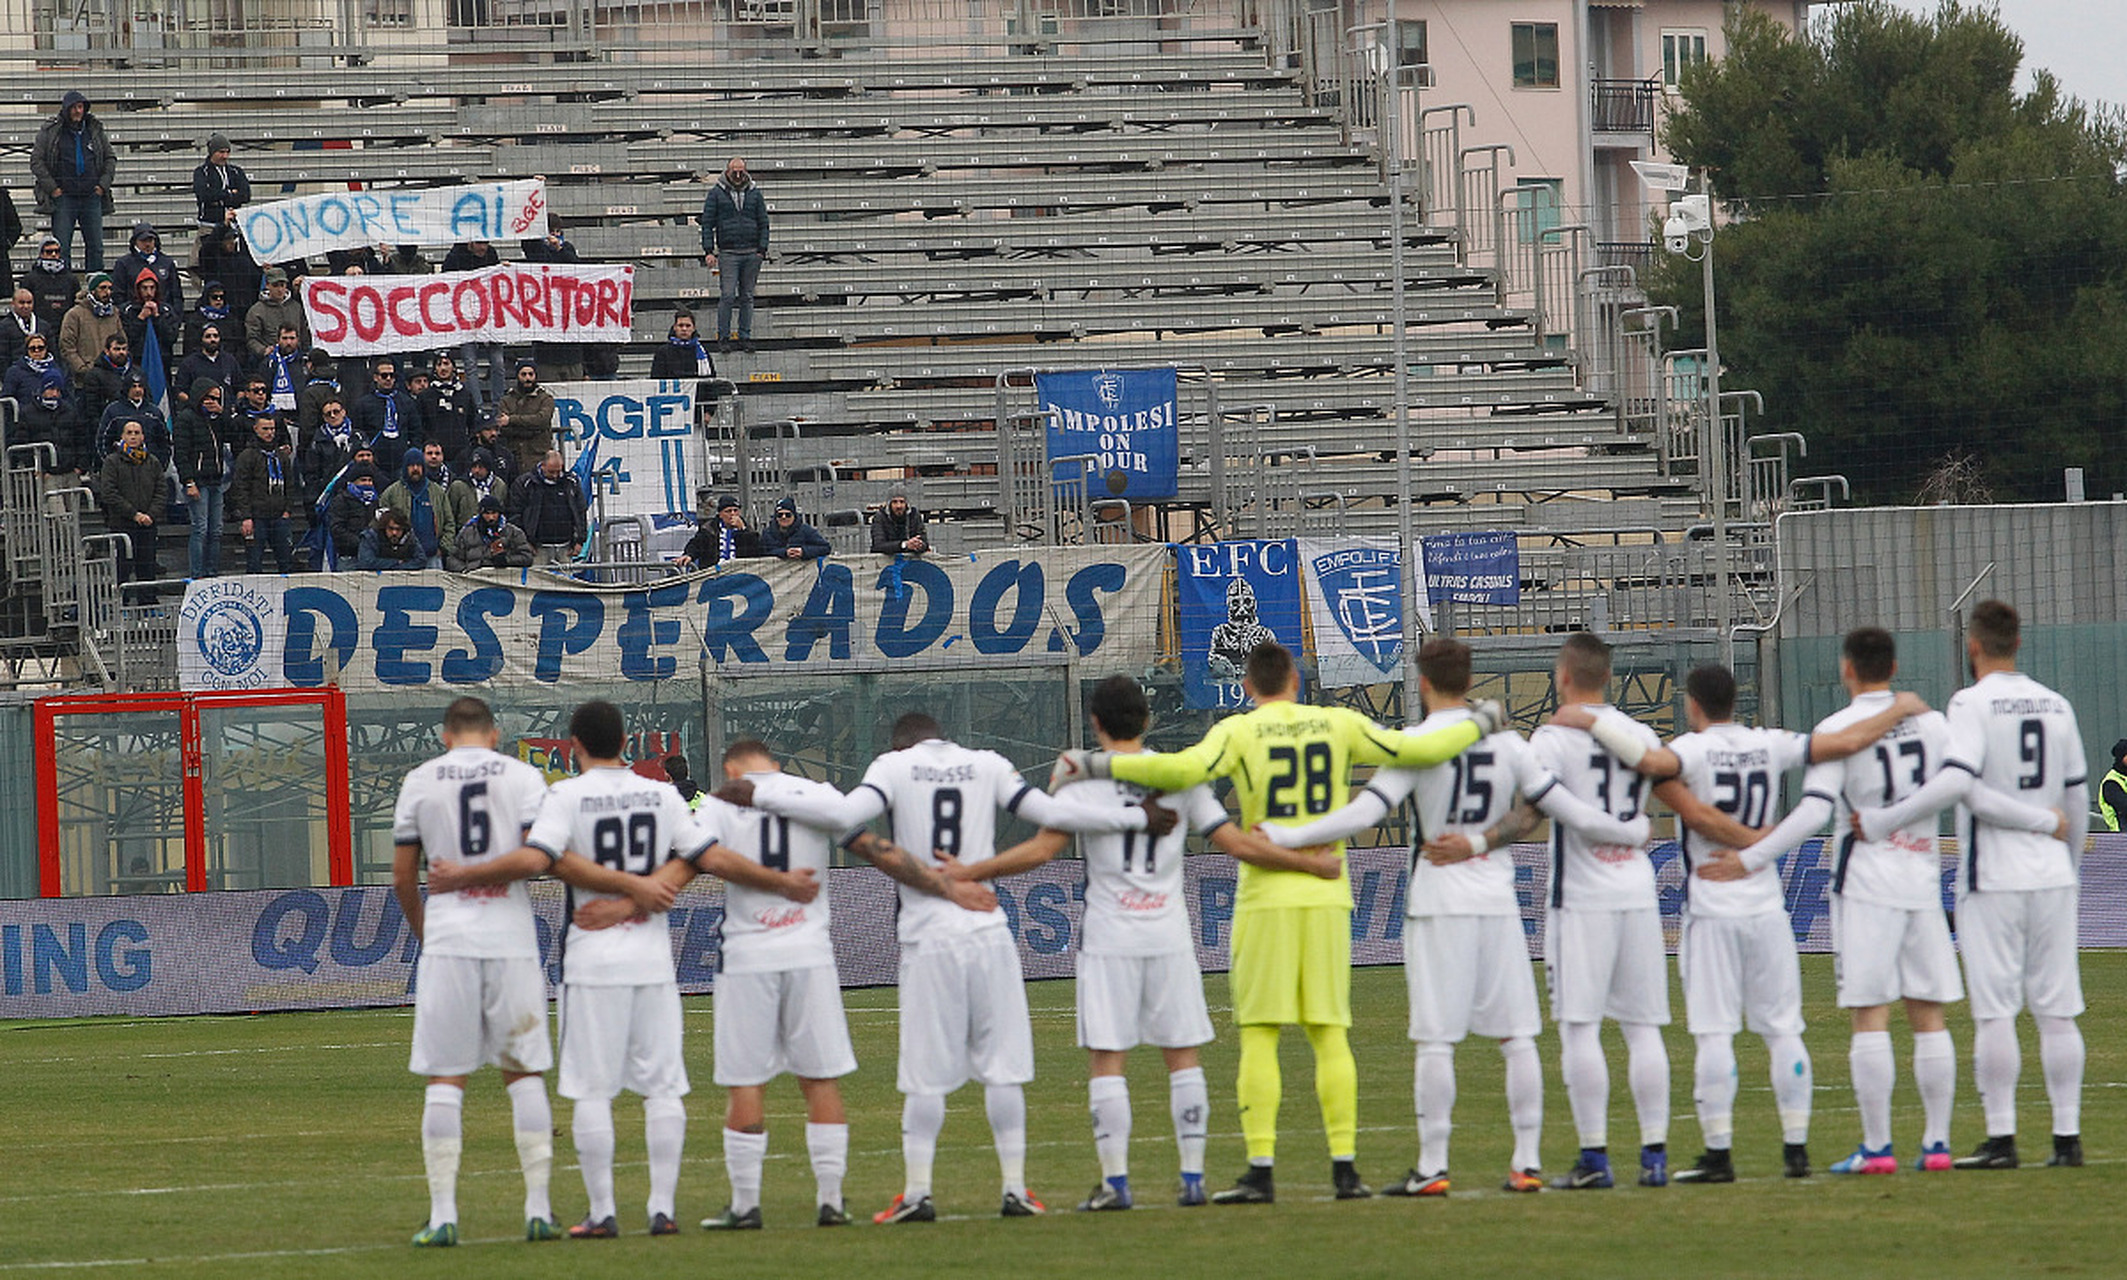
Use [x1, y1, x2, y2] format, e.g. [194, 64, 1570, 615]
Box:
[1590, 77, 1659, 134]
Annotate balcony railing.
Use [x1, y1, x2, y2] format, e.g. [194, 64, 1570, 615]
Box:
[1591, 77, 1660, 134]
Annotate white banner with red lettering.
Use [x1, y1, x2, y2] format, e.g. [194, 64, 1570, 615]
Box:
[301, 262, 635, 357]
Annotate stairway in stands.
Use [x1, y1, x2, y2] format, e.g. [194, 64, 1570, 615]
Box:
[0, 32, 1700, 558]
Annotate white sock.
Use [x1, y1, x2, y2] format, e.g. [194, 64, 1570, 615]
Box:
[1622, 1022, 1670, 1148]
[1850, 1031, 1895, 1151]
[1168, 1067, 1209, 1177]
[2036, 1015, 2084, 1136]
[902, 1093, 946, 1200]
[1088, 1075, 1132, 1181]
[1559, 1021, 1609, 1149]
[724, 1127, 768, 1215]
[421, 1083, 464, 1229]
[1501, 1036, 1543, 1173]
[1764, 1032, 1812, 1145]
[1692, 1033, 1737, 1150]
[1414, 1041, 1455, 1177]
[1912, 1030, 1955, 1149]
[986, 1083, 1029, 1197]
[807, 1122, 849, 1209]
[644, 1096, 687, 1221]
[1973, 1017, 2020, 1138]
[573, 1097, 617, 1222]
[507, 1075, 554, 1223]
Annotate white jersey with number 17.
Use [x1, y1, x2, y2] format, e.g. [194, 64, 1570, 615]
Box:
[392, 745, 550, 959]
[1069, 779, 1229, 957]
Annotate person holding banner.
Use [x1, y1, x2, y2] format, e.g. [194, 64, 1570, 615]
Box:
[442, 239, 507, 403]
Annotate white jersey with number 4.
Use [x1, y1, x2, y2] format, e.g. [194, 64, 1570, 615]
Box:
[392, 745, 550, 960]
[1070, 779, 1229, 957]
[1366, 710, 1559, 918]
[1667, 723, 1811, 918]
[701, 771, 841, 974]
[1530, 706, 1661, 911]
[527, 765, 712, 986]
[1942, 671, 2085, 894]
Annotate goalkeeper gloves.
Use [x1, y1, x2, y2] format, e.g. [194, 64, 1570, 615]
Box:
[1048, 748, 1113, 793]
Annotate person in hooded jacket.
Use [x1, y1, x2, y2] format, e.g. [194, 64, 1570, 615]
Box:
[112, 223, 183, 316]
[120, 269, 179, 375]
[197, 223, 262, 321]
[24, 235, 77, 332]
[328, 462, 384, 563]
[442, 239, 506, 403]
[60, 271, 119, 377]
[96, 372, 170, 464]
[184, 280, 237, 354]
[31, 90, 114, 273]
[519, 228, 586, 383]
[192, 133, 251, 235]
[16, 370, 87, 477]
[174, 379, 237, 577]
[455, 446, 508, 510]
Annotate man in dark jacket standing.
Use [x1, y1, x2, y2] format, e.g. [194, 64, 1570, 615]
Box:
[870, 485, 929, 556]
[99, 418, 164, 589]
[419, 351, 479, 462]
[760, 496, 831, 559]
[515, 449, 588, 566]
[174, 379, 236, 577]
[328, 462, 384, 564]
[699, 158, 769, 352]
[352, 357, 423, 455]
[31, 90, 114, 273]
[228, 411, 297, 574]
[192, 134, 251, 239]
[448, 496, 535, 572]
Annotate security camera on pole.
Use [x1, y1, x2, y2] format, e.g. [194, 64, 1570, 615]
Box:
[1634, 161, 1730, 668]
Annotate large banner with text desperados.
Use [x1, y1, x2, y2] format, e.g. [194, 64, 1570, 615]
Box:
[175, 546, 1165, 693]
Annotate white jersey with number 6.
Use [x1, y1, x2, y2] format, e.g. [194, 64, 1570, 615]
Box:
[700, 771, 841, 974]
[1069, 779, 1229, 957]
[1941, 670, 2085, 894]
[527, 765, 712, 986]
[392, 745, 550, 959]
[1668, 723, 1811, 918]
[1530, 707, 1661, 911]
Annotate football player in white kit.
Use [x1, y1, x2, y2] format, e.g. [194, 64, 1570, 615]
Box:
[581, 737, 1002, 1230]
[1573, 662, 1926, 1184]
[741, 710, 1178, 1224]
[393, 696, 621, 1248]
[946, 675, 1342, 1212]
[430, 700, 819, 1240]
[1260, 639, 1649, 1196]
[1716, 627, 2058, 1176]
[1853, 602, 2088, 1170]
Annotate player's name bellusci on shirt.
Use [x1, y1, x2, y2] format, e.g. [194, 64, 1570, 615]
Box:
[392, 745, 550, 959]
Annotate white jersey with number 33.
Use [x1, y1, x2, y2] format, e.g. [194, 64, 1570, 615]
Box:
[527, 766, 711, 985]
[1531, 706, 1661, 911]
[393, 745, 551, 960]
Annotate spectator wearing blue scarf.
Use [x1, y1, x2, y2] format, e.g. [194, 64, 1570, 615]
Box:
[383, 445, 473, 569]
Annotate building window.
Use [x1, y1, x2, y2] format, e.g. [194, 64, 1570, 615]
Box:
[1661, 28, 1708, 88]
[1512, 22, 1559, 88]
[1396, 20, 1427, 68]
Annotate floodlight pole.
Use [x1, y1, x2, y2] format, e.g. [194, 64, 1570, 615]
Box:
[1699, 167, 1731, 670]
[1376, 31, 1422, 717]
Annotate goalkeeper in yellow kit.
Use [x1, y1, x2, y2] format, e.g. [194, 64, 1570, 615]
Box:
[1049, 642, 1501, 1204]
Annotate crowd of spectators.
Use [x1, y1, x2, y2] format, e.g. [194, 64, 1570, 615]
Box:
[6, 103, 924, 591]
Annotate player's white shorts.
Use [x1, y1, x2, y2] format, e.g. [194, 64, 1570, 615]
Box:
[714, 964, 858, 1086]
[1545, 907, 1670, 1026]
[557, 982, 690, 1101]
[1678, 911, 1805, 1037]
[1076, 950, 1214, 1052]
[897, 928, 1034, 1095]
[1957, 887, 2084, 1021]
[1831, 896, 1963, 1008]
[409, 955, 553, 1078]
[1405, 914, 1541, 1043]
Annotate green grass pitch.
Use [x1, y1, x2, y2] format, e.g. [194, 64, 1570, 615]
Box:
[4, 953, 2121, 1278]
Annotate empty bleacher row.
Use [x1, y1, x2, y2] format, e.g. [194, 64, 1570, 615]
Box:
[1, 37, 1685, 555]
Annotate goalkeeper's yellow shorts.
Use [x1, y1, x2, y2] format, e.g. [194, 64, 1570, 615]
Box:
[1229, 906, 1352, 1028]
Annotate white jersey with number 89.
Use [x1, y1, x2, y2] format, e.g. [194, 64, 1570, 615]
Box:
[526, 765, 711, 985]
